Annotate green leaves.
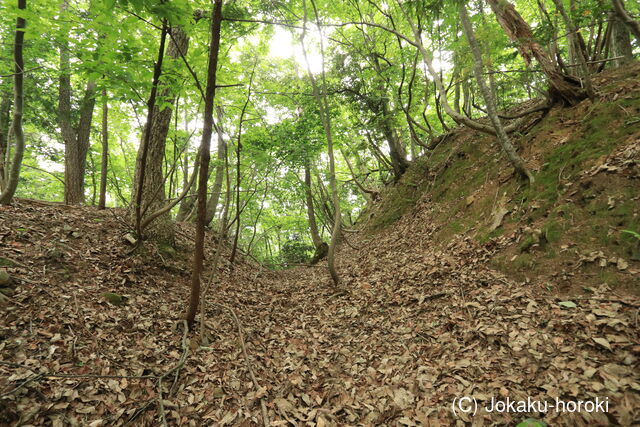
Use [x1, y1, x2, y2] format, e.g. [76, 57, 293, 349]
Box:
[558, 301, 577, 309]
[516, 419, 547, 427]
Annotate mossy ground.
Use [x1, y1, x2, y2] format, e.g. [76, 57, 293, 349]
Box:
[362, 62, 640, 295]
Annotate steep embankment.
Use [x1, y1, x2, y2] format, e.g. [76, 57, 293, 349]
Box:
[1, 64, 639, 426]
[364, 62, 640, 295]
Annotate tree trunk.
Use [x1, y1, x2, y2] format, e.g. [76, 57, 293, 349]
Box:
[204, 106, 227, 226]
[303, 0, 341, 286]
[98, 88, 108, 209]
[0, 93, 11, 190]
[459, 4, 534, 184]
[60, 77, 97, 204]
[396, 3, 528, 135]
[304, 161, 323, 248]
[229, 64, 256, 264]
[185, 0, 223, 330]
[485, 0, 587, 106]
[380, 99, 409, 179]
[550, 0, 596, 100]
[612, 0, 640, 42]
[0, 0, 26, 205]
[132, 26, 189, 245]
[609, 11, 634, 66]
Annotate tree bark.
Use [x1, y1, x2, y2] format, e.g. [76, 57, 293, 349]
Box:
[185, 0, 223, 330]
[0, 93, 11, 190]
[304, 161, 323, 248]
[60, 79, 97, 204]
[229, 63, 256, 264]
[204, 106, 227, 225]
[485, 0, 587, 106]
[550, 0, 596, 100]
[58, 0, 97, 205]
[609, 11, 634, 66]
[98, 88, 108, 209]
[612, 0, 640, 42]
[459, 4, 534, 184]
[0, 0, 26, 205]
[132, 25, 189, 245]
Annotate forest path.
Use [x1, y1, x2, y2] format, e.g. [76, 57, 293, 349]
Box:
[207, 221, 640, 426]
[1, 200, 639, 425]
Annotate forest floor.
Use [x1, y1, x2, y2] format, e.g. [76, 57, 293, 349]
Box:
[1, 197, 639, 426]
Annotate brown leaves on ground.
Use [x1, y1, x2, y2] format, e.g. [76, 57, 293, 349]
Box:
[1, 199, 639, 426]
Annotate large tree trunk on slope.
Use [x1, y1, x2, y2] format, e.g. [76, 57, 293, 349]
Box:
[612, 0, 640, 42]
[131, 26, 189, 245]
[486, 0, 587, 106]
[609, 11, 634, 67]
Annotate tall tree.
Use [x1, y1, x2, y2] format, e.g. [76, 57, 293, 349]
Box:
[185, 0, 223, 330]
[58, 0, 97, 205]
[301, 0, 342, 286]
[131, 26, 189, 245]
[0, 89, 11, 189]
[0, 0, 26, 205]
[98, 88, 108, 209]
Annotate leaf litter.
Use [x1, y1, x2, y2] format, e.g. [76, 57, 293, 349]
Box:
[0, 199, 638, 425]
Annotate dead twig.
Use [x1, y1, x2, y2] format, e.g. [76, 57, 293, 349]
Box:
[156, 320, 189, 427]
[212, 303, 270, 427]
[0, 373, 43, 397]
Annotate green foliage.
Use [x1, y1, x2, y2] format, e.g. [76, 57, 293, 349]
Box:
[279, 234, 314, 266]
[622, 230, 640, 241]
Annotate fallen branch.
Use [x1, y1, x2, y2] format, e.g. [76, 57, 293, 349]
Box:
[212, 303, 270, 427]
[0, 373, 43, 397]
[156, 320, 189, 426]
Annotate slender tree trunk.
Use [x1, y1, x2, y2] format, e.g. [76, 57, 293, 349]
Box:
[185, 0, 223, 330]
[396, 2, 525, 135]
[459, 4, 534, 184]
[485, 0, 587, 105]
[612, 0, 640, 42]
[0, 0, 26, 205]
[98, 88, 108, 209]
[132, 26, 189, 245]
[304, 161, 323, 248]
[302, 0, 341, 286]
[204, 106, 227, 226]
[229, 63, 256, 264]
[0, 94, 11, 190]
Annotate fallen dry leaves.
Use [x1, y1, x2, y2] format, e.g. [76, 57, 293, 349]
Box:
[1, 198, 639, 426]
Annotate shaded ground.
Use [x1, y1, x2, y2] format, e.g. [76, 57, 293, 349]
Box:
[1, 199, 639, 426]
